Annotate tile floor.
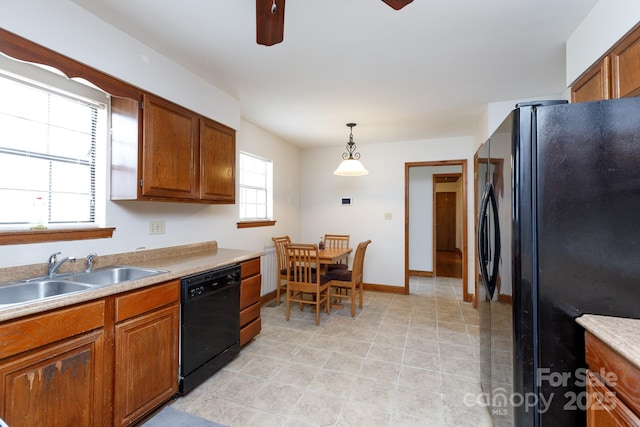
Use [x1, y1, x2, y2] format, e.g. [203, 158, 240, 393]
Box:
[170, 276, 493, 426]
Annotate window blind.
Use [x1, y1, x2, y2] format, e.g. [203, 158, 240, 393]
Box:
[0, 70, 102, 227]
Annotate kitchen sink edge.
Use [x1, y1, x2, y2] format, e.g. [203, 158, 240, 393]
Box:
[0, 266, 169, 308]
[0, 242, 264, 322]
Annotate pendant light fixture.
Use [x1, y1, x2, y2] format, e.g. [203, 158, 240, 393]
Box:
[333, 123, 369, 176]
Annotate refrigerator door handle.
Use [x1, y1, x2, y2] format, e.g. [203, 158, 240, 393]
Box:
[478, 183, 501, 298]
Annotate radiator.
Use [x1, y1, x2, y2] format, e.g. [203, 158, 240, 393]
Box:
[260, 245, 277, 295]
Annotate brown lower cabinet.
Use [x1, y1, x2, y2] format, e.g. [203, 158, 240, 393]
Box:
[0, 301, 106, 426]
[240, 257, 262, 346]
[113, 281, 179, 426]
[0, 280, 180, 427]
[585, 331, 640, 426]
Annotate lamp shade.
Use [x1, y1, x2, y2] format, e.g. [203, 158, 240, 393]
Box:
[334, 122, 368, 176]
[333, 158, 369, 176]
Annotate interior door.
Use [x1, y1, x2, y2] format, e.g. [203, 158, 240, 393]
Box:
[435, 192, 456, 251]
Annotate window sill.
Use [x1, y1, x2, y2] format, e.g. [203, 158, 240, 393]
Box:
[237, 220, 276, 229]
[0, 227, 115, 245]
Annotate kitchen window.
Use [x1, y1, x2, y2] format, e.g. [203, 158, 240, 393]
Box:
[0, 55, 109, 231]
[238, 152, 274, 226]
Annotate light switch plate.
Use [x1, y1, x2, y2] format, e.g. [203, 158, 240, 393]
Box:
[149, 220, 166, 235]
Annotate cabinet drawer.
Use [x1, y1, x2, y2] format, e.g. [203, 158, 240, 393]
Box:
[240, 302, 260, 328]
[240, 317, 261, 347]
[240, 274, 261, 310]
[0, 300, 105, 359]
[241, 257, 260, 279]
[585, 331, 640, 415]
[115, 280, 180, 323]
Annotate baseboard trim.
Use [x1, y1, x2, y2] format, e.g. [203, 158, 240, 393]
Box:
[363, 283, 405, 294]
[498, 294, 512, 304]
[261, 282, 407, 305]
[408, 270, 433, 277]
[260, 290, 276, 305]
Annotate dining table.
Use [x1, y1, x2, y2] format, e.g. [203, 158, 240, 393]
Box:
[317, 246, 352, 274]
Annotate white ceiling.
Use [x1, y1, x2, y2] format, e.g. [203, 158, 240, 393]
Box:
[70, 0, 598, 148]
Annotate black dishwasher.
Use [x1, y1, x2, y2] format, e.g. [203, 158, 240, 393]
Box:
[179, 264, 241, 394]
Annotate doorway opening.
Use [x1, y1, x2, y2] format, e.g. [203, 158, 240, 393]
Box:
[434, 173, 463, 279]
[404, 160, 469, 301]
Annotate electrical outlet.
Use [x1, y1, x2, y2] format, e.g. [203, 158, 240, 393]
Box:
[149, 220, 166, 235]
[384, 212, 392, 220]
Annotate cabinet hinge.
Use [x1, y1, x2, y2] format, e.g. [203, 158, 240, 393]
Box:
[139, 179, 143, 187]
[140, 101, 144, 110]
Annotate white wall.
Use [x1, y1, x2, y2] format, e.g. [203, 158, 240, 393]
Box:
[0, 2, 302, 273]
[1, 0, 240, 129]
[300, 137, 475, 293]
[566, 0, 640, 86]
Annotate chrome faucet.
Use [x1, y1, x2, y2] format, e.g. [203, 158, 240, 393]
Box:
[48, 252, 77, 277]
[85, 253, 97, 272]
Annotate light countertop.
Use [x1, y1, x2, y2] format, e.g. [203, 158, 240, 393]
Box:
[0, 241, 263, 322]
[576, 314, 640, 370]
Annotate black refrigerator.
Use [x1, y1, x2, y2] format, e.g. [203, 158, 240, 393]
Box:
[476, 97, 640, 427]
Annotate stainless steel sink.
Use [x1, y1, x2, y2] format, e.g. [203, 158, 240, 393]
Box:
[0, 280, 94, 306]
[0, 266, 168, 307]
[70, 266, 167, 286]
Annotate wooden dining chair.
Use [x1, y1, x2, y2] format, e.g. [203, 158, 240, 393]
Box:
[285, 243, 331, 325]
[327, 240, 371, 317]
[323, 234, 350, 270]
[271, 235, 291, 306]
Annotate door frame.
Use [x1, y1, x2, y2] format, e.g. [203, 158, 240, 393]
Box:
[404, 160, 470, 301]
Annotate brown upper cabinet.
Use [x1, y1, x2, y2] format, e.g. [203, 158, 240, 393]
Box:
[111, 93, 236, 204]
[572, 24, 640, 103]
[199, 116, 236, 202]
[571, 56, 610, 103]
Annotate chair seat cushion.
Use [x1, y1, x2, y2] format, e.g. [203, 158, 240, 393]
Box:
[282, 267, 317, 275]
[326, 268, 352, 282]
[327, 263, 348, 271]
[289, 273, 331, 285]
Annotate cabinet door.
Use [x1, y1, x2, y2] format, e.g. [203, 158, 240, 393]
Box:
[586, 370, 640, 427]
[199, 117, 236, 202]
[571, 56, 611, 103]
[142, 93, 198, 199]
[114, 304, 179, 427]
[111, 96, 141, 200]
[0, 330, 105, 427]
[611, 25, 640, 99]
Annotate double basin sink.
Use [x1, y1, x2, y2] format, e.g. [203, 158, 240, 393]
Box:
[0, 266, 168, 307]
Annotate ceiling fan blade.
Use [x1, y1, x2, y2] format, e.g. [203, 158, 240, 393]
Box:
[256, 0, 285, 46]
[382, 0, 414, 10]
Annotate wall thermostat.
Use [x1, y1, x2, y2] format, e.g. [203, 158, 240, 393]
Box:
[341, 197, 352, 206]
